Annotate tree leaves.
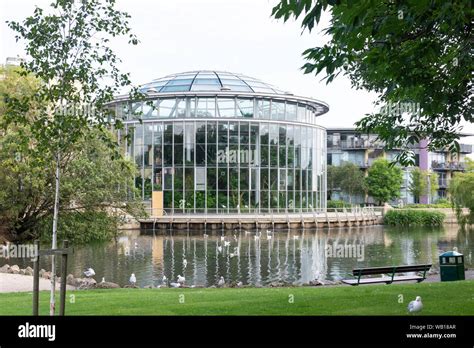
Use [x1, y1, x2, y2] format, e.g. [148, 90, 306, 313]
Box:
[272, 0, 473, 166]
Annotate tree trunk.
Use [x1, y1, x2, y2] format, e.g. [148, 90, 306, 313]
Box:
[49, 151, 60, 316]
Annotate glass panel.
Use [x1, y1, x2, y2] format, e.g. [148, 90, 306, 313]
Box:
[229, 122, 239, 144]
[257, 99, 271, 119]
[196, 98, 216, 117]
[286, 103, 297, 121]
[159, 99, 176, 117]
[195, 167, 206, 190]
[217, 98, 235, 117]
[237, 99, 254, 117]
[272, 101, 285, 120]
[161, 85, 190, 92]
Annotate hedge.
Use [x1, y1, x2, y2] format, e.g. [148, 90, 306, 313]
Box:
[384, 209, 445, 226]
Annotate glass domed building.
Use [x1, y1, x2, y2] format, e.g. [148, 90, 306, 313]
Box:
[112, 70, 329, 215]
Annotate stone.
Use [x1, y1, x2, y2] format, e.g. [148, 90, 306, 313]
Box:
[0, 264, 10, 273]
[19, 269, 26, 275]
[123, 284, 139, 289]
[10, 265, 20, 274]
[42, 271, 51, 279]
[39, 269, 46, 277]
[96, 281, 120, 289]
[66, 274, 76, 286]
[75, 278, 97, 289]
[24, 266, 34, 276]
[143, 285, 154, 289]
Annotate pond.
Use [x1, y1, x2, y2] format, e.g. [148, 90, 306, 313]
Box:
[1, 225, 472, 287]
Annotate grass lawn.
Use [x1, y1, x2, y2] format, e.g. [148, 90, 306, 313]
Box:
[0, 280, 473, 316]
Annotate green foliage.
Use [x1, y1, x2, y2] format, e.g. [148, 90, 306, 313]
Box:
[327, 163, 366, 203]
[409, 168, 438, 202]
[327, 200, 351, 209]
[403, 203, 451, 209]
[449, 158, 474, 227]
[38, 212, 120, 244]
[384, 209, 445, 226]
[0, 69, 144, 243]
[365, 159, 403, 204]
[272, 0, 472, 165]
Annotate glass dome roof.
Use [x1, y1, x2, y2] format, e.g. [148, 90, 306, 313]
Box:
[139, 70, 288, 94]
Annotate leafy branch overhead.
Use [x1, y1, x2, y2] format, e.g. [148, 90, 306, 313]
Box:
[4, 0, 145, 157]
[272, 0, 473, 165]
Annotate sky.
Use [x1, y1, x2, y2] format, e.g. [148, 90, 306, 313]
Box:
[1, 0, 472, 150]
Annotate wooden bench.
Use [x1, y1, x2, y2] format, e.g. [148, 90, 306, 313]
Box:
[341, 264, 432, 286]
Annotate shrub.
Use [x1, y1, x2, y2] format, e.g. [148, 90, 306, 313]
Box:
[384, 209, 445, 226]
[404, 203, 452, 209]
[327, 200, 351, 208]
[37, 211, 122, 244]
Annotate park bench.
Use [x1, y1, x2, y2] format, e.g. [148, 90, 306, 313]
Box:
[341, 264, 432, 286]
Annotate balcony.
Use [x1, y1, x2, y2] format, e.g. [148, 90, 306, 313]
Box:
[459, 143, 473, 154]
[438, 179, 449, 188]
[431, 161, 466, 171]
[328, 139, 385, 150]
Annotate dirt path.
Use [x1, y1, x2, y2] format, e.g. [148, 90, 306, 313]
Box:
[0, 273, 75, 293]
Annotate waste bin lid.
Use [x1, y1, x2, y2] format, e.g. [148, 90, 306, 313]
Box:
[439, 250, 462, 257]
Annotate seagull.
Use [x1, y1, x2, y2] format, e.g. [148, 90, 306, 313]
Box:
[408, 296, 423, 313]
[203, 233, 208, 238]
[237, 281, 243, 288]
[293, 235, 299, 240]
[217, 245, 222, 253]
[134, 242, 138, 249]
[183, 258, 188, 268]
[101, 277, 105, 283]
[177, 275, 185, 284]
[162, 275, 167, 284]
[220, 236, 225, 241]
[129, 273, 137, 286]
[224, 241, 231, 247]
[217, 276, 225, 287]
[267, 235, 272, 240]
[84, 268, 95, 278]
[170, 282, 181, 288]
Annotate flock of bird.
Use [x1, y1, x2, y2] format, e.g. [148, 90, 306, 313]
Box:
[84, 231, 426, 315]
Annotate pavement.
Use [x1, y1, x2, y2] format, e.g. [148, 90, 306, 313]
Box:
[0, 273, 75, 293]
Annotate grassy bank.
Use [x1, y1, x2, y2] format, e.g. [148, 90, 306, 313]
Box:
[0, 280, 472, 316]
[384, 209, 445, 226]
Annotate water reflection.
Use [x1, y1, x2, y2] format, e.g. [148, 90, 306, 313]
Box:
[2, 225, 472, 287]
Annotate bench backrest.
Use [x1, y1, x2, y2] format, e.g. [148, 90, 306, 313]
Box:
[352, 264, 431, 276]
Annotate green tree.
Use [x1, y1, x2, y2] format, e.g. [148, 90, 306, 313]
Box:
[338, 162, 366, 204]
[4, 0, 144, 315]
[365, 158, 403, 205]
[272, 1, 472, 165]
[449, 158, 474, 227]
[326, 165, 341, 200]
[409, 168, 439, 203]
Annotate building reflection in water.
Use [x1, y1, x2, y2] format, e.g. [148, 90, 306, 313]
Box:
[5, 225, 471, 287]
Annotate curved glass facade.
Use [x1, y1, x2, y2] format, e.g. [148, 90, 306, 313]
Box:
[115, 72, 328, 214]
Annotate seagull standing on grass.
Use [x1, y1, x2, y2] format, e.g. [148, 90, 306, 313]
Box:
[217, 276, 225, 287]
[129, 273, 137, 286]
[84, 268, 95, 278]
[408, 296, 423, 313]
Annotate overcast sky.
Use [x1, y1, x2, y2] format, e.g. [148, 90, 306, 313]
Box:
[1, 0, 472, 149]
